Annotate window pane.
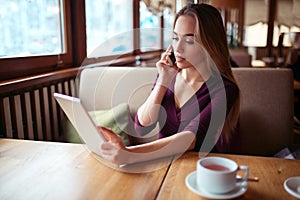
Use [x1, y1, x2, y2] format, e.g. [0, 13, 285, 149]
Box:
[140, 1, 161, 51]
[273, 0, 300, 47]
[85, 0, 133, 57]
[0, 0, 64, 58]
[163, 7, 175, 49]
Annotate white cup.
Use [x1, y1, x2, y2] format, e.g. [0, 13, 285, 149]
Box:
[196, 156, 249, 194]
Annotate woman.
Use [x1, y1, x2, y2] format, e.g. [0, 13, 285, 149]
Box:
[100, 3, 240, 165]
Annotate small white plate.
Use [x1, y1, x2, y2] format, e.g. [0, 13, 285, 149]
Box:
[185, 171, 248, 199]
[284, 176, 300, 199]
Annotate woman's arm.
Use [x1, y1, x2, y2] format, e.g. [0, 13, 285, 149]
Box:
[136, 81, 168, 126]
[100, 126, 195, 165]
[137, 45, 178, 126]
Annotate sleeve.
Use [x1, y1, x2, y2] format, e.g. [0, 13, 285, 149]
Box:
[134, 114, 158, 137]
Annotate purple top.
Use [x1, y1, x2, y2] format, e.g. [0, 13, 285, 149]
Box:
[134, 73, 239, 153]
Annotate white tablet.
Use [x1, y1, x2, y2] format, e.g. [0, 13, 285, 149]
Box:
[54, 93, 105, 156]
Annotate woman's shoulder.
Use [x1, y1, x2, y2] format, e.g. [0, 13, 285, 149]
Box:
[222, 76, 239, 95]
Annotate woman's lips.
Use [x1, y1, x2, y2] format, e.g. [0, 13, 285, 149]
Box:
[175, 56, 185, 62]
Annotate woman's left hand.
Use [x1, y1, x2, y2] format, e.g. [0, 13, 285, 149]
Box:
[98, 126, 130, 165]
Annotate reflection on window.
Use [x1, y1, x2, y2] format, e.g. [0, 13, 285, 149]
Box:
[0, 0, 63, 58]
[85, 0, 133, 57]
[140, 1, 160, 51]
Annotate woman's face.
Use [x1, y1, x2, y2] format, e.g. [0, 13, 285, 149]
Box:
[173, 15, 206, 70]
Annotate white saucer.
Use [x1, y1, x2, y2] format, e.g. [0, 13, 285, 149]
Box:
[185, 171, 248, 199]
[284, 176, 300, 199]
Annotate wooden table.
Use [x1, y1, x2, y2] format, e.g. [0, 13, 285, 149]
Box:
[157, 152, 300, 200]
[0, 139, 172, 200]
[1, 139, 300, 199]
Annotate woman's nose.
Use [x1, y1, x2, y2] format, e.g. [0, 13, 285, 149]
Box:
[173, 40, 184, 53]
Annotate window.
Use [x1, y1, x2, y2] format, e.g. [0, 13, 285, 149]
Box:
[243, 0, 300, 47]
[243, 0, 268, 47]
[85, 0, 174, 58]
[0, 0, 178, 81]
[139, 1, 161, 51]
[273, 0, 300, 47]
[0, 0, 72, 81]
[85, 0, 133, 57]
[0, 0, 64, 58]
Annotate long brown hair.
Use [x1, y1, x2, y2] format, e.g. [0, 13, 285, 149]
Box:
[174, 3, 240, 142]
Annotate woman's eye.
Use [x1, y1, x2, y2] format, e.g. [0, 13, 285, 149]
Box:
[185, 39, 194, 44]
[172, 37, 179, 41]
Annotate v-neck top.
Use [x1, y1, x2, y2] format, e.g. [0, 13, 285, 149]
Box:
[134, 72, 239, 153]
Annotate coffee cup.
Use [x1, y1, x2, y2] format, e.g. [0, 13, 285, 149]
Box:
[196, 156, 249, 194]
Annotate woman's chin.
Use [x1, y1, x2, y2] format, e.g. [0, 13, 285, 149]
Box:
[176, 61, 193, 69]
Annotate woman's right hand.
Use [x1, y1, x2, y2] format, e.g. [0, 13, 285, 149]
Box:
[156, 45, 178, 86]
[99, 126, 130, 165]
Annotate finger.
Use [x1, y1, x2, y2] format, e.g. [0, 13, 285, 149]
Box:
[166, 56, 174, 65]
[161, 51, 170, 60]
[99, 126, 113, 133]
[98, 126, 118, 141]
[161, 45, 173, 59]
[159, 54, 173, 66]
[157, 60, 172, 68]
[100, 144, 123, 164]
[100, 143, 119, 157]
[102, 154, 115, 163]
[101, 142, 115, 150]
[166, 44, 173, 53]
[101, 150, 113, 157]
[97, 126, 110, 140]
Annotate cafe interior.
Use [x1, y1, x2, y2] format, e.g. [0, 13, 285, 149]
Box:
[1, 0, 300, 199]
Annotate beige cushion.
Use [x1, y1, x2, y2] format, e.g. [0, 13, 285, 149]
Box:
[79, 66, 157, 115]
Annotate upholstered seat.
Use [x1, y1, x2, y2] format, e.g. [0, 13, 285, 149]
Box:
[231, 68, 293, 156]
[79, 66, 294, 156]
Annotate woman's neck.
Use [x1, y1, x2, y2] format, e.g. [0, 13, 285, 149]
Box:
[179, 68, 205, 84]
